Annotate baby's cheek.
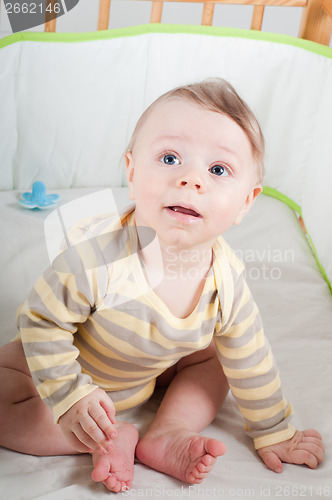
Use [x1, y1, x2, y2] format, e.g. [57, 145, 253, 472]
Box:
[140, 178, 160, 198]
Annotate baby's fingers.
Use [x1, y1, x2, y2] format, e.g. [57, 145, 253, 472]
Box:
[302, 429, 323, 440]
[297, 440, 325, 465]
[290, 449, 320, 469]
[89, 404, 117, 440]
[100, 399, 116, 425]
[65, 428, 97, 454]
[258, 449, 283, 473]
[72, 422, 110, 454]
[79, 411, 114, 452]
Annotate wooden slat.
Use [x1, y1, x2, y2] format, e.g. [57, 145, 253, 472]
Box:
[98, 0, 111, 30]
[44, 18, 57, 32]
[202, 2, 215, 25]
[44, 0, 57, 32]
[251, 5, 265, 29]
[322, 0, 332, 18]
[299, 0, 332, 44]
[41, 0, 330, 46]
[151, 1, 164, 22]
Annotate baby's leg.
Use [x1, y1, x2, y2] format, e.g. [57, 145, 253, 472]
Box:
[136, 341, 228, 483]
[0, 340, 78, 456]
[0, 340, 139, 492]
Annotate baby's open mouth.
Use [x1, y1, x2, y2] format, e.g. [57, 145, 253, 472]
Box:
[168, 206, 202, 218]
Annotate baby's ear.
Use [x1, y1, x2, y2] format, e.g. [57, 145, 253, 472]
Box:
[125, 152, 135, 200]
[233, 185, 262, 226]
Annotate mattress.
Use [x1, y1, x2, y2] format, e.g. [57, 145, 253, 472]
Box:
[0, 187, 331, 499]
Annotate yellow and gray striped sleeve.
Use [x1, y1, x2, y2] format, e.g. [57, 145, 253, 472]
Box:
[213, 238, 296, 449]
[17, 225, 110, 423]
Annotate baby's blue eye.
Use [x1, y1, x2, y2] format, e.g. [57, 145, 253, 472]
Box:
[162, 154, 180, 166]
[210, 164, 229, 176]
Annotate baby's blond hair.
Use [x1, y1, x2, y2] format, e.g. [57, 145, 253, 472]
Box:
[127, 78, 265, 184]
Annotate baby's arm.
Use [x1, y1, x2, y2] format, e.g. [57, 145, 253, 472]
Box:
[257, 429, 324, 472]
[214, 248, 325, 471]
[59, 387, 117, 454]
[18, 233, 114, 444]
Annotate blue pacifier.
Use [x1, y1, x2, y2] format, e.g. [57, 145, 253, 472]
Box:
[18, 181, 60, 210]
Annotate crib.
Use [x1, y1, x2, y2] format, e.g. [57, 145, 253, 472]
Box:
[0, 1, 332, 498]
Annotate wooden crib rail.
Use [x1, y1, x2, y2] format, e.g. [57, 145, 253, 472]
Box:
[149, 0, 307, 24]
[43, 0, 332, 46]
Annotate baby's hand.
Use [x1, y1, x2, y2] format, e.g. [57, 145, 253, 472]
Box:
[257, 429, 324, 473]
[59, 388, 117, 454]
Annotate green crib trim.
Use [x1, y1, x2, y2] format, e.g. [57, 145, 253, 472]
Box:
[262, 187, 332, 295]
[262, 187, 302, 215]
[1, 24, 332, 59]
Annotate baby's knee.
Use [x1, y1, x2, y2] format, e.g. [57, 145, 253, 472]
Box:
[0, 340, 30, 373]
[0, 340, 38, 406]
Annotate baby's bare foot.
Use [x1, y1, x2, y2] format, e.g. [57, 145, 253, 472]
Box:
[91, 421, 139, 492]
[136, 426, 226, 484]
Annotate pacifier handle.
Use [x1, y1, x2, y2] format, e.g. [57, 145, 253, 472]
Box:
[31, 181, 47, 201]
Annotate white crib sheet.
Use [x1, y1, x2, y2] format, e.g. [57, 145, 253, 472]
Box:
[0, 189, 331, 499]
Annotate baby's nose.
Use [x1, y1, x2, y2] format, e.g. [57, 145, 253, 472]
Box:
[176, 170, 205, 192]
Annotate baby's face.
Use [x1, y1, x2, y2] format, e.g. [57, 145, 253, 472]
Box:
[126, 98, 261, 251]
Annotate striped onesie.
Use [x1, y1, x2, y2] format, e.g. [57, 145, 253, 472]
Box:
[17, 205, 295, 450]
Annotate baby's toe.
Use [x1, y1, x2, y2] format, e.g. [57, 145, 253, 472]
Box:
[103, 474, 124, 492]
[188, 474, 203, 484]
[188, 464, 207, 482]
[91, 456, 110, 482]
[201, 453, 216, 467]
[190, 454, 216, 481]
[120, 481, 132, 493]
[103, 474, 117, 489]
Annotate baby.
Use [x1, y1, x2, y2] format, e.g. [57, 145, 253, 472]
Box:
[0, 79, 324, 493]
